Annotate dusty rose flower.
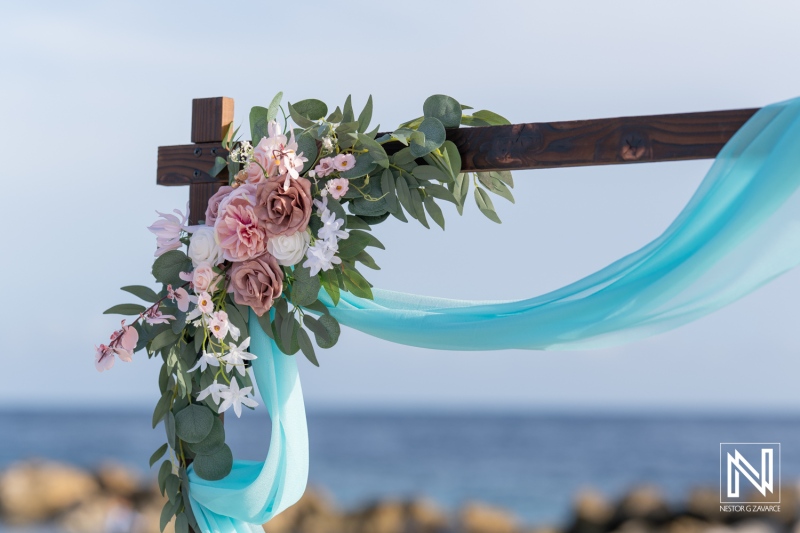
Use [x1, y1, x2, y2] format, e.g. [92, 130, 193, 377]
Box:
[214, 185, 268, 262]
[326, 178, 349, 200]
[205, 186, 233, 226]
[228, 254, 284, 317]
[254, 177, 312, 237]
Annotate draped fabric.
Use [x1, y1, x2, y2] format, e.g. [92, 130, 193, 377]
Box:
[187, 97, 800, 531]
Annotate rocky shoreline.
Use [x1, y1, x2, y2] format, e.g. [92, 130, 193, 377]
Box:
[0, 461, 796, 533]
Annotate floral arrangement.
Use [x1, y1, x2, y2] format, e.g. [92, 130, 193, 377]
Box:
[95, 93, 513, 532]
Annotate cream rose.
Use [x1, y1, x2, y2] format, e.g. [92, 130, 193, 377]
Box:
[267, 231, 310, 266]
[188, 226, 223, 267]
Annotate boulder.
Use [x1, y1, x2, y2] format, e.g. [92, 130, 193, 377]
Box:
[264, 488, 339, 533]
[0, 460, 100, 524]
[686, 488, 726, 523]
[352, 500, 407, 533]
[615, 486, 671, 523]
[460, 502, 519, 533]
[566, 488, 614, 533]
[405, 498, 448, 533]
[97, 462, 142, 498]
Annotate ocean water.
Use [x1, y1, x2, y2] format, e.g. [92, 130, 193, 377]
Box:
[2, 410, 800, 526]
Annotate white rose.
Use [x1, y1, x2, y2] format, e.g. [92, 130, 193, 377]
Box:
[267, 231, 310, 266]
[188, 226, 223, 267]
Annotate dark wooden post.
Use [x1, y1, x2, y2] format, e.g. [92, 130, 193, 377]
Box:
[158, 97, 233, 225]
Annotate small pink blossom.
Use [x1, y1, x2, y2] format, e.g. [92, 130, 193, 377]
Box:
[314, 157, 335, 178]
[326, 178, 349, 200]
[253, 121, 308, 190]
[109, 321, 139, 362]
[196, 292, 214, 315]
[167, 285, 191, 312]
[147, 205, 188, 257]
[208, 310, 230, 340]
[95, 344, 114, 372]
[332, 153, 356, 172]
[144, 306, 175, 325]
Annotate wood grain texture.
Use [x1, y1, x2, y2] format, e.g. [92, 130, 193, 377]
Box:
[159, 107, 760, 187]
[189, 181, 223, 225]
[443, 107, 759, 172]
[191, 97, 234, 143]
[157, 143, 229, 186]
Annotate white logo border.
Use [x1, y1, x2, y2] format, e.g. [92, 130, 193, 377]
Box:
[719, 442, 781, 504]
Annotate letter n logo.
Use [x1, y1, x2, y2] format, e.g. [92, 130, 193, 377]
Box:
[720, 443, 780, 504]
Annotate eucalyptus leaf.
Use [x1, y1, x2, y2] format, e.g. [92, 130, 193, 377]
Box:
[292, 99, 328, 120]
[188, 417, 225, 455]
[411, 189, 429, 229]
[192, 444, 234, 481]
[490, 177, 515, 203]
[355, 250, 380, 270]
[151, 329, 180, 353]
[342, 267, 373, 299]
[337, 230, 371, 259]
[357, 95, 373, 133]
[292, 266, 322, 307]
[149, 443, 169, 468]
[423, 94, 462, 128]
[152, 390, 172, 428]
[165, 474, 181, 504]
[121, 285, 160, 303]
[175, 513, 189, 533]
[424, 196, 445, 230]
[395, 175, 414, 217]
[321, 269, 340, 306]
[297, 328, 319, 366]
[157, 460, 172, 496]
[103, 303, 146, 316]
[267, 92, 283, 123]
[249, 106, 270, 144]
[441, 140, 462, 179]
[288, 102, 316, 128]
[422, 183, 457, 204]
[472, 109, 511, 125]
[152, 251, 192, 286]
[343, 95, 354, 123]
[474, 187, 502, 223]
[160, 497, 180, 533]
[166, 411, 176, 449]
[174, 404, 214, 444]
[357, 133, 389, 168]
[412, 165, 447, 182]
[296, 131, 317, 174]
[410, 117, 446, 158]
[303, 314, 340, 349]
[345, 215, 371, 230]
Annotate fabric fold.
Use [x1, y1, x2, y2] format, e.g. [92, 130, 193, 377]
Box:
[186, 97, 800, 532]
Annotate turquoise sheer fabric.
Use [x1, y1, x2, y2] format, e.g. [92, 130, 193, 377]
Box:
[187, 97, 800, 532]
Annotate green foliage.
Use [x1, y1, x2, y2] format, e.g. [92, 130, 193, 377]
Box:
[192, 444, 234, 481]
[174, 404, 215, 444]
[423, 94, 462, 128]
[103, 303, 146, 316]
[152, 250, 192, 287]
[121, 285, 160, 303]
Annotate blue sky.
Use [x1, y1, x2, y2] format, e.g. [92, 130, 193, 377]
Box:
[2, 0, 799, 410]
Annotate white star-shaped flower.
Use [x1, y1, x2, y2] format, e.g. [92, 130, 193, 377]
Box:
[218, 379, 258, 418]
[196, 380, 227, 405]
[222, 338, 256, 376]
[188, 351, 220, 373]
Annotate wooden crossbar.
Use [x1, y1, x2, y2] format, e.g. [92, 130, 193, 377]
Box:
[156, 97, 759, 224]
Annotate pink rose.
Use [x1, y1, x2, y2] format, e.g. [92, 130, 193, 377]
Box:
[205, 186, 233, 226]
[192, 262, 220, 294]
[228, 254, 284, 317]
[254, 177, 312, 238]
[214, 185, 268, 262]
